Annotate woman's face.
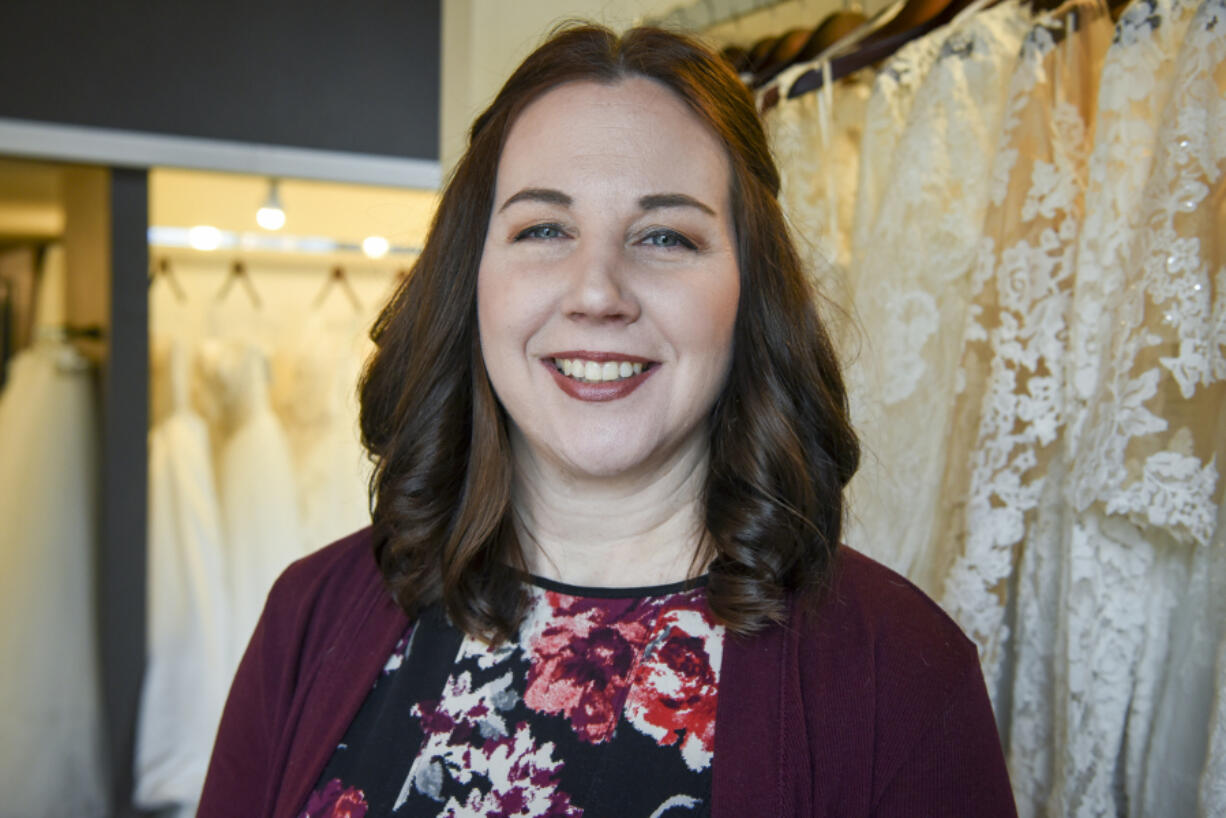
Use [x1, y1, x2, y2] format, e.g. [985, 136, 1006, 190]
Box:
[477, 77, 740, 482]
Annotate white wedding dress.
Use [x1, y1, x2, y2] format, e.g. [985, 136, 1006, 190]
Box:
[271, 315, 372, 552]
[926, 6, 1114, 814]
[842, 0, 1033, 593]
[196, 337, 305, 673]
[134, 340, 231, 817]
[1054, 0, 1222, 813]
[0, 249, 107, 817]
[765, 65, 874, 348]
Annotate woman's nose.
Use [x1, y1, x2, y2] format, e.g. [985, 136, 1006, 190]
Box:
[559, 240, 641, 324]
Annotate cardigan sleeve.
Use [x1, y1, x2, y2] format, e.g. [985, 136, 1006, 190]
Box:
[197, 528, 407, 817]
[870, 655, 1017, 817]
[197, 562, 307, 815]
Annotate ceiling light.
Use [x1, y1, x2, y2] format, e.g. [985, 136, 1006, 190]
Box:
[362, 235, 390, 259]
[187, 225, 223, 251]
[256, 178, 286, 230]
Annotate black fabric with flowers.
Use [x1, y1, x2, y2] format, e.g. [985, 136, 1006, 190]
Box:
[300, 576, 725, 818]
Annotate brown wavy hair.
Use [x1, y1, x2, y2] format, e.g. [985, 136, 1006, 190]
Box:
[359, 23, 859, 642]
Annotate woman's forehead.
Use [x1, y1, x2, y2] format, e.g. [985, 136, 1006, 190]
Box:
[494, 77, 732, 208]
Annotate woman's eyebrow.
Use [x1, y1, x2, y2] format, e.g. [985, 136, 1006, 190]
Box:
[638, 193, 715, 216]
[499, 187, 572, 212]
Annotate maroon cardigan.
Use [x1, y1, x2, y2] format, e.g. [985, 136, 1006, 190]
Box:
[199, 528, 1016, 816]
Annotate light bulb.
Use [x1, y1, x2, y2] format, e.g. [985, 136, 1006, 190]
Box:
[256, 205, 286, 230]
[188, 225, 223, 251]
[362, 235, 390, 259]
[257, 178, 285, 230]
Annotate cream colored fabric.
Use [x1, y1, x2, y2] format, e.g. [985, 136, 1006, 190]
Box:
[0, 340, 107, 817]
[841, 0, 1033, 588]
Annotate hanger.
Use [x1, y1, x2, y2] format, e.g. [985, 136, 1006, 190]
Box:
[756, 10, 873, 89]
[214, 260, 263, 309]
[312, 265, 363, 313]
[803, 9, 872, 59]
[752, 28, 814, 87]
[759, 1, 899, 110]
[745, 33, 785, 77]
[785, 0, 985, 100]
[148, 257, 187, 303]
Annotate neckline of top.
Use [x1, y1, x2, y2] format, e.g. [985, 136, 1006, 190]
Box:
[523, 572, 710, 599]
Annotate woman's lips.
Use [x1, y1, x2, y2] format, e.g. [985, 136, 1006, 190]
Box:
[541, 355, 658, 402]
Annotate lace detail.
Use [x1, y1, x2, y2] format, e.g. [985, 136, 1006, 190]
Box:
[919, 4, 1114, 815]
[850, 24, 956, 269]
[1053, 0, 1221, 813]
[843, 0, 1033, 585]
[1067, 0, 1225, 542]
[765, 69, 872, 345]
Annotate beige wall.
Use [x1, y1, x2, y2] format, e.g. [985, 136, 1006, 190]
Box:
[439, 0, 684, 177]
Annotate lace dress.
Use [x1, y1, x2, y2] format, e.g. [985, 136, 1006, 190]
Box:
[1054, 0, 1222, 813]
[764, 66, 873, 346]
[842, 0, 1033, 589]
[919, 4, 1114, 815]
[850, 22, 960, 271]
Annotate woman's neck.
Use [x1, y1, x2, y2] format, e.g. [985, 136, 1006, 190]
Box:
[510, 440, 711, 588]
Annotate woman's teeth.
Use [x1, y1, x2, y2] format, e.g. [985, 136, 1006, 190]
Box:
[554, 358, 645, 382]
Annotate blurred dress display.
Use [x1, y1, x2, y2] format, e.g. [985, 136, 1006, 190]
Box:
[0, 246, 107, 817]
[134, 340, 230, 817]
[760, 0, 1225, 813]
[196, 337, 305, 673]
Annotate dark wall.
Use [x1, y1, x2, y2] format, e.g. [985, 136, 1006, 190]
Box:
[0, 0, 440, 160]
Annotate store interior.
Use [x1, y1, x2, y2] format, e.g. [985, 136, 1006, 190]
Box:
[1, 0, 1223, 815]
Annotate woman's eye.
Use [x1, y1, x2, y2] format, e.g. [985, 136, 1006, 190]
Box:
[642, 229, 696, 250]
[515, 223, 565, 241]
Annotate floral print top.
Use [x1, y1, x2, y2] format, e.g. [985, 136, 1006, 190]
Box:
[299, 575, 725, 817]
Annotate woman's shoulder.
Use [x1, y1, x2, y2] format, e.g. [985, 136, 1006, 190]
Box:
[275, 526, 383, 600]
[824, 546, 975, 648]
[797, 544, 984, 716]
[258, 527, 393, 656]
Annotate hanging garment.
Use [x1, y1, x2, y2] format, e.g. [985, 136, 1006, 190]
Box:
[927, 9, 1114, 814]
[1053, 0, 1219, 813]
[1123, 2, 1226, 811]
[197, 338, 305, 673]
[270, 315, 372, 552]
[849, 20, 960, 272]
[1202, 549, 1226, 815]
[134, 340, 231, 817]
[765, 65, 873, 348]
[0, 336, 107, 817]
[842, 0, 1033, 589]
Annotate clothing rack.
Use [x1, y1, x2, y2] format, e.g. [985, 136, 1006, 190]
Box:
[148, 226, 422, 258]
[646, 0, 799, 31]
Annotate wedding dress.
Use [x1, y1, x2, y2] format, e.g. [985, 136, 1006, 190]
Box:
[134, 340, 230, 816]
[196, 337, 305, 672]
[850, 19, 961, 269]
[923, 7, 1114, 815]
[0, 274, 107, 816]
[1054, 0, 1220, 813]
[271, 315, 373, 551]
[765, 65, 873, 346]
[842, 0, 1032, 590]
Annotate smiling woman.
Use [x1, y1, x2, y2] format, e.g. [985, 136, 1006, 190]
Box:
[199, 23, 1017, 818]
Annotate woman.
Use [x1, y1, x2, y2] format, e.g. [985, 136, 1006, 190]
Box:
[199, 24, 1015, 818]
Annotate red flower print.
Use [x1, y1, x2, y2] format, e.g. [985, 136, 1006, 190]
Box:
[523, 591, 660, 743]
[299, 778, 369, 818]
[625, 606, 724, 772]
